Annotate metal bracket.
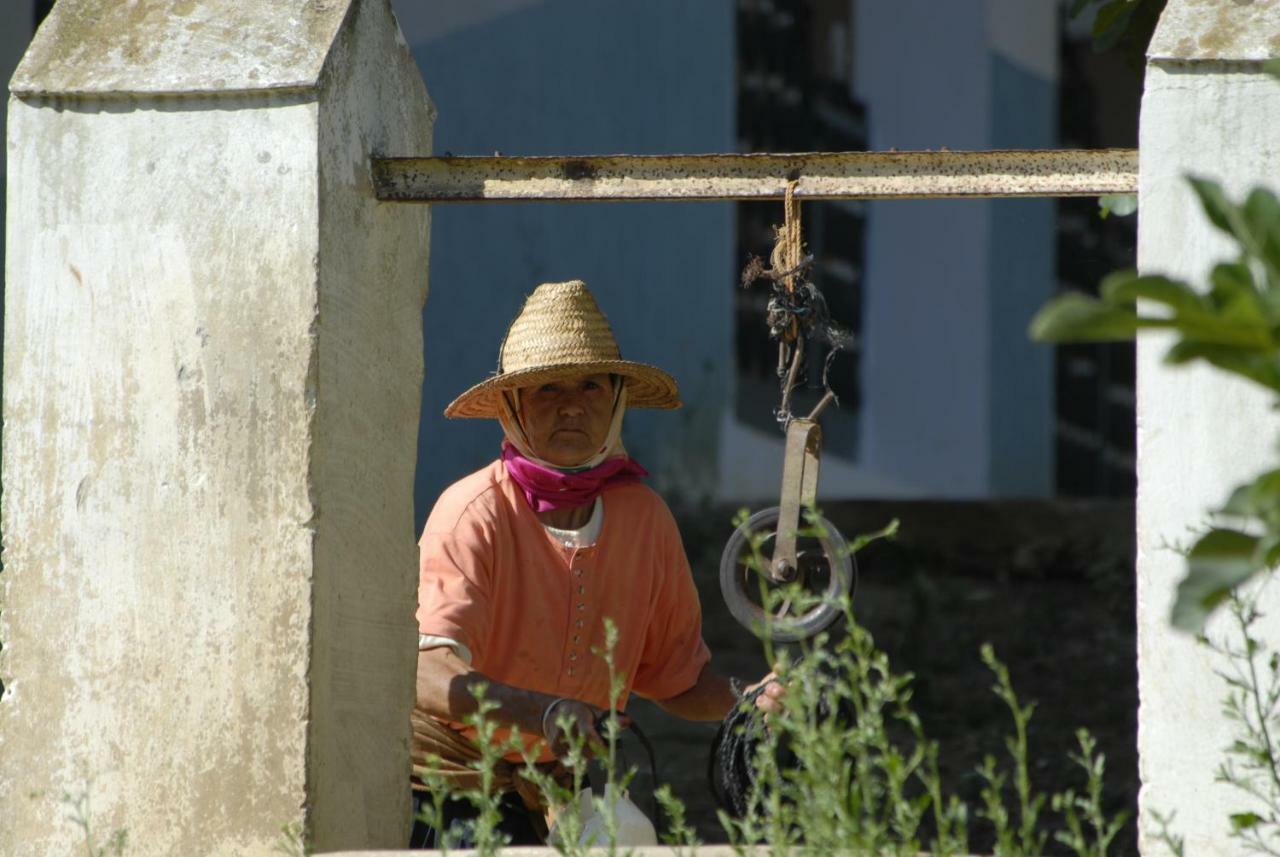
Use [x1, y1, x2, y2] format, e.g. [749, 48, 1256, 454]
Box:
[770, 418, 822, 583]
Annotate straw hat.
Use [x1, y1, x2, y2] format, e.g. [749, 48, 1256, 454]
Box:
[444, 280, 682, 419]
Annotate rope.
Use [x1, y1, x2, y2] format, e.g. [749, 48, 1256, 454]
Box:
[708, 685, 772, 819]
[740, 179, 855, 428]
[709, 677, 855, 825]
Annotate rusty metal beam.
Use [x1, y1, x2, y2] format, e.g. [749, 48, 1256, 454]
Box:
[371, 149, 1138, 203]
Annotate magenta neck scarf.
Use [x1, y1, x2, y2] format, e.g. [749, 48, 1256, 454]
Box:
[501, 442, 648, 513]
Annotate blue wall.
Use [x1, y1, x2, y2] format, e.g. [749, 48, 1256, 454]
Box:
[855, 0, 995, 496]
[988, 54, 1056, 496]
[399, 1, 736, 528]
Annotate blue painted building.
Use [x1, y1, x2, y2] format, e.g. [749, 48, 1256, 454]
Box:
[0, 0, 1062, 526]
[395, 0, 1060, 526]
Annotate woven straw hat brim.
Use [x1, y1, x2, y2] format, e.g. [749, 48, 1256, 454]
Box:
[445, 360, 681, 419]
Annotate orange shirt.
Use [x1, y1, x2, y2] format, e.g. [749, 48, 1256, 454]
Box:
[417, 459, 711, 750]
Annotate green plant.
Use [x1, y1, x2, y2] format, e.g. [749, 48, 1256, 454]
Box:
[61, 788, 128, 857]
[978, 643, 1048, 857]
[1031, 178, 1280, 633]
[272, 822, 310, 857]
[1208, 593, 1280, 854]
[1053, 731, 1129, 857]
[413, 623, 664, 857]
[1143, 589, 1280, 855]
[414, 510, 1131, 856]
[1149, 809, 1186, 857]
[716, 510, 1126, 856]
[1066, 0, 1166, 62]
[655, 783, 699, 854]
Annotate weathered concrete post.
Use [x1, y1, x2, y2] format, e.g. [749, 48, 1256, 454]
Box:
[0, 1, 433, 853]
[1137, 2, 1280, 853]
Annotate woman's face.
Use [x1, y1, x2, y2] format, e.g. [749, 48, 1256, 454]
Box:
[517, 373, 616, 467]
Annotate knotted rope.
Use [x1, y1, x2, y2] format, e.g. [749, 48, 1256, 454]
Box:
[740, 180, 855, 428]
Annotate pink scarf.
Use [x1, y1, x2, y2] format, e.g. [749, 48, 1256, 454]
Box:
[501, 442, 648, 513]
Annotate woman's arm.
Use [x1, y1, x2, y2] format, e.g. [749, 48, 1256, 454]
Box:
[416, 646, 605, 752]
[655, 664, 784, 721]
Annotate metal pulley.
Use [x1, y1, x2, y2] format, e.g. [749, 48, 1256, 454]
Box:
[720, 181, 856, 642]
[719, 416, 854, 642]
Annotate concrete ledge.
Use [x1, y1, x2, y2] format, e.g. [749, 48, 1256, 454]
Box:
[11, 0, 351, 96]
[1148, 0, 1280, 62]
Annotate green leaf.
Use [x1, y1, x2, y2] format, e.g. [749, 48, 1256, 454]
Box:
[1221, 469, 1280, 518]
[1188, 176, 1242, 239]
[1243, 187, 1280, 287]
[1230, 812, 1262, 831]
[1171, 529, 1263, 633]
[1256, 533, 1280, 567]
[1092, 0, 1136, 51]
[846, 518, 900, 554]
[1101, 270, 1205, 317]
[1263, 58, 1280, 82]
[1209, 262, 1258, 304]
[1162, 342, 1280, 394]
[1098, 193, 1138, 219]
[1029, 293, 1144, 342]
[1207, 263, 1272, 331]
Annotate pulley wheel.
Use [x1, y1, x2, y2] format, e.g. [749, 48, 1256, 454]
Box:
[718, 506, 854, 642]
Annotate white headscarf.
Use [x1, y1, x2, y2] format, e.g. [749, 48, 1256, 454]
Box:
[498, 378, 629, 472]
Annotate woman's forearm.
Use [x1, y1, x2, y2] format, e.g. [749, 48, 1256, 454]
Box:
[655, 665, 738, 721]
[415, 647, 558, 736]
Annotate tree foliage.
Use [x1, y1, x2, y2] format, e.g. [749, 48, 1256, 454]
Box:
[1069, 0, 1167, 64]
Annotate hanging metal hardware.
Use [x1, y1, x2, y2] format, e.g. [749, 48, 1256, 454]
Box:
[718, 184, 855, 642]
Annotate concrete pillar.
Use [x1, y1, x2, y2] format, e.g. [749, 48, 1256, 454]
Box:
[1137, 2, 1280, 853]
[0, 1, 433, 853]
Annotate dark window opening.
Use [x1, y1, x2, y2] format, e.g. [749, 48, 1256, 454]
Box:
[1053, 12, 1142, 498]
[734, 0, 868, 458]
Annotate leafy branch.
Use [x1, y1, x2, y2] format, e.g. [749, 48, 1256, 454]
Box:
[1031, 177, 1280, 633]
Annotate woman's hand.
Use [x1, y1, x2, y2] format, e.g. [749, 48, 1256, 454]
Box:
[744, 671, 786, 718]
[541, 698, 631, 757]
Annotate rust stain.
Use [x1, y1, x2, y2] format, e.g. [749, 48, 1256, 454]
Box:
[561, 159, 598, 181]
[69, 264, 82, 286]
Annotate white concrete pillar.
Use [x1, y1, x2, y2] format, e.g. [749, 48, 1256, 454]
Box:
[0, 1, 433, 853]
[1137, 2, 1280, 853]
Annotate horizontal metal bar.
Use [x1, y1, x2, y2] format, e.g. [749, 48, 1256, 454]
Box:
[371, 149, 1138, 203]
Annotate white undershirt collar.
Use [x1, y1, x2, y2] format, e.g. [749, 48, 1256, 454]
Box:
[542, 497, 604, 548]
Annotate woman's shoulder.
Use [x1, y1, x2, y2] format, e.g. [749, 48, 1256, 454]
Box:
[424, 459, 514, 533]
[603, 478, 678, 529]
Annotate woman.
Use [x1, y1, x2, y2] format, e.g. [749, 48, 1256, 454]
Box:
[412, 280, 780, 846]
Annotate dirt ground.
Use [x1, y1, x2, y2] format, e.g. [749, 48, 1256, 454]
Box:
[627, 498, 1138, 855]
